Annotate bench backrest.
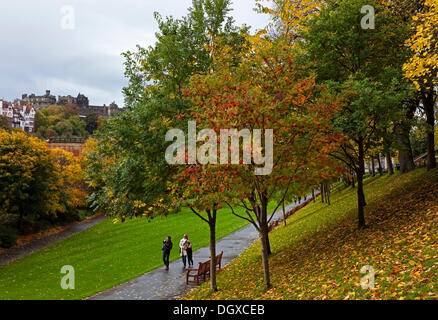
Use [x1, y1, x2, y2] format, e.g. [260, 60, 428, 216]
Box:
[215, 251, 223, 265]
[198, 261, 210, 274]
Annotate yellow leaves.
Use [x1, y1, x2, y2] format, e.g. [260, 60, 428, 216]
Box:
[134, 200, 147, 209]
[261, 0, 323, 38]
[403, 0, 438, 89]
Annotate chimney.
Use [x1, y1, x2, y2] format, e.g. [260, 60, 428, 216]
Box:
[46, 90, 50, 96]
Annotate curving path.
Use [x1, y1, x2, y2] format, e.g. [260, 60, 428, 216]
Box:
[0, 214, 106, 266]
[89, 200, 307, 300]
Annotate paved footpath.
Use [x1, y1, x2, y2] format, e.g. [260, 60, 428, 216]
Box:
[0, 214, 106, 266]
[89, 201, 304, 300]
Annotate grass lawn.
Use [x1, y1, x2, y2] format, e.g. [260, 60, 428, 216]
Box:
[186, 168, 438, 300]
[0, 203, 275, 300]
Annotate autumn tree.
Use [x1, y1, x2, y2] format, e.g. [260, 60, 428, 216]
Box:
[51, 148, 87, 209]
[255, 0, 324, 40]
[403, 0, 438, 170]
[0, 130, 66, 232]
[187, 35, 341, 287]
[167, 163, 231, 292]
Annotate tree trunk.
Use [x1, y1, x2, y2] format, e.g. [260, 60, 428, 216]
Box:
[357, 138, 366, 229]
[208, 209, 217, 292]
[396, 122, 416, 174]
[377, 154, 383, 176]
[423, 91, 437, 170]
[386, 149, 394, 175]
[209, 220, 217, 292]
[260, 225, 271, 288]
[259, 198, 271, 288]
[263, 219, 271, 256]
[312, 189, 315, 203]
[326, 182, 331, 205]
[394, 102, 416, 174]
[371, 160, 376, 177]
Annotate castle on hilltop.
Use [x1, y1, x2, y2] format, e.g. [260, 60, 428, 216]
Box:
[19, 90, 121, 119]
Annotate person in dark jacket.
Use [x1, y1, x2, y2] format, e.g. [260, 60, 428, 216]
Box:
[162, 236, 173, 270]
[186, 241, 193, 267]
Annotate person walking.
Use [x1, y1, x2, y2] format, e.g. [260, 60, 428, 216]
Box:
[179, 234, 189, 268]
[186, 241, 193, 267]
[162, 236, 173, 270]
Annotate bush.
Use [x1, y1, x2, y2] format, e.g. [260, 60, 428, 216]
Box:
[0, 225, 18, 248]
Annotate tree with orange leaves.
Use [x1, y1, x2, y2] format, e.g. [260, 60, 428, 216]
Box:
[184, 35, 342, 288]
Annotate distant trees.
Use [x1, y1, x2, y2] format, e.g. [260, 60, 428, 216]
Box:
[85, 113, 102, 135]
[34, 105, 99, 139]
[0, 116, 9, 131]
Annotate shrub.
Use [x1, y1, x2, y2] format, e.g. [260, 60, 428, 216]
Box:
[0, 225, 18, 248]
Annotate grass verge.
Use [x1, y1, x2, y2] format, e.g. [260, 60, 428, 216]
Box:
[0, 204, 277, 300]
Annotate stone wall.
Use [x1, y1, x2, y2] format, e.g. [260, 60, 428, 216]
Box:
[47, 138, 87, 157]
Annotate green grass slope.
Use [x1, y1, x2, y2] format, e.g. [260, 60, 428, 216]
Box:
[186, 169, 438, 300]
[0, 204, 276, 300]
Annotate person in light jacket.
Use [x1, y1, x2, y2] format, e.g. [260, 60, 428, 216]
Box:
[179, 234, 189, 268]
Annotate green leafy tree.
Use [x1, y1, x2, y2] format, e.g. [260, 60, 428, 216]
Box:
[85, 113, 99, 135]
[87, 0, 245, 217]
[302, 0, 411, 228]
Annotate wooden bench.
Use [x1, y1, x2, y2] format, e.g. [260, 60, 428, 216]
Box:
[186, 260, 210, 285]
[186, 251, 224, 285]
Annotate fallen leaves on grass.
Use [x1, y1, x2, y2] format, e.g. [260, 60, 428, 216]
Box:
[185, 169, 438, 300]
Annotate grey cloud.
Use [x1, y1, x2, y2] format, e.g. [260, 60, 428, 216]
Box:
[0, 0, 269, 106]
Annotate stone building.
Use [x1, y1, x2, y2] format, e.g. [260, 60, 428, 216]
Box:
[21, 90, 57, 110]
[57, 93, 89, 107]
[81, 102, 120, 119]
[20, 90, 121, 119]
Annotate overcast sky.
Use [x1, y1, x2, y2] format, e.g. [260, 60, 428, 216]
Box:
[0, 0, 269, 107]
